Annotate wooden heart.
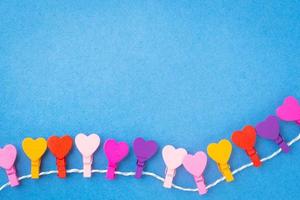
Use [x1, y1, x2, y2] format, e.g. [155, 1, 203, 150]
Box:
[47, 135, 73, 159]
[22, 137, 47, 161]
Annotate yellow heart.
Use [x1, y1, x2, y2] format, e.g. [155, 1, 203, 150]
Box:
[207, 139, 232, 164]
[22, 137, 47, 161]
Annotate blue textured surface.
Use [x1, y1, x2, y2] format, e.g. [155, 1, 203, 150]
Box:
[1, 1, 300, 199]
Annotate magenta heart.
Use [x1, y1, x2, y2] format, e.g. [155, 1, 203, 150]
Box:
[0, 144, 17, 169]
[133, 137, 158, 161]
[183, 151, 207, 177]
[276, 96, 300, 121]
[104, 139, 129, 164]
[256, 115, 280, 140]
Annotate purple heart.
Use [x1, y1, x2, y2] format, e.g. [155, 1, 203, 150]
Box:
[256, 115, 280, 140]
[133, 137, 158, 161]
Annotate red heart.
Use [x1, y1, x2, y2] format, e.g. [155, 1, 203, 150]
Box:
[231, 125, 256, 150]
[47, 135, 73, 159]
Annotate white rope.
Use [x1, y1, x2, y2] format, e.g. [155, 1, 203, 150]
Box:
[1, 133, 300, 192]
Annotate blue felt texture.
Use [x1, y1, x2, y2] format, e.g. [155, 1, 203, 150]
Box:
[0, 0, 300, 199]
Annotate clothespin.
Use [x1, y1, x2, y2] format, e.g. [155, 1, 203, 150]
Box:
[104, 139, 129, 180]
[276, 96, 300, 125]
[256, 115, 290, 153]
[75, 133, 100, 178]
[162, 145, 187, 188]
[22, 137, 47, 179]
[47, 135, 73, 178]
[183, 152, 208, 195]
[207, 139, 234, 182]
[133, 137, 158, 178]
[232, 125, 262, 167]
[0, 144, 19, 187]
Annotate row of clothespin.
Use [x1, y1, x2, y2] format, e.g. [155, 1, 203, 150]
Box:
[0, 135, 158, 182]
[161, 96, 300, 195]
[0, 96, 300, 195]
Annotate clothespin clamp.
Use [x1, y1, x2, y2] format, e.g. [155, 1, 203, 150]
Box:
[276, 96, 300, 125]
[162, 145, 187, 188]
[104, 139, 129, 180]
[0, 144, 19, 187]
[75, 133, 100, 178]
[183, 152, 208, 195]
[232, 125, 262, 167]
[133, 137, 158, 179]
[22, 137, 47, 179]
[256, 115, 290, 153]
[47, 135, 73, 178]
[207, 139, 234, 182]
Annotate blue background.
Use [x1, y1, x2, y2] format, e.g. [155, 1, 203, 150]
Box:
[0, 1, 300, 199]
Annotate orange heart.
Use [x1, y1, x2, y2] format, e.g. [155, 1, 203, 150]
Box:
[47, 135, 73, 159]
[231, 125, 256, 150]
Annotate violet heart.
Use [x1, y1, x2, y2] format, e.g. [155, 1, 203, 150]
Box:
[104, 139, 129, 164]
[183, 151, 207, 177]
[0, 144, 17, 169]
[75, 133, 101, 156]
[256, 115, 280, 140]
[133, 137, 158, 161]
[276, 96, 300, 122]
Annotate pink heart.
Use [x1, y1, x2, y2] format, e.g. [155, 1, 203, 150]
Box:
[75, 133, 101, 156]
[0, 144, 17, 169]
[162, 145, 187, 169]
[276, 96, 300, 122]
[183, 151, 207, 177]
[104, 139, 129, 164]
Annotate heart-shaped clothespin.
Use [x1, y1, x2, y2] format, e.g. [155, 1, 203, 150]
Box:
[104, 139, 129, 180]
[47, 135, 73, 178]
[231, 125, 262, 167]
[22, 137, 48, 179]
[162, 145, 187, 188]
[183, 152, 208, 195]
[256, 115, 290, 153]
[75, 133, 100, 178]
[276, 96, 300, 125]
[207, 139, 234, 182]
[133, 137, 158, 179]
[0, 144, 19, 187]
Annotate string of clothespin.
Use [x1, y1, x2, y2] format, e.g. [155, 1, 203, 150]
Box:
[0, 96, 300, 193]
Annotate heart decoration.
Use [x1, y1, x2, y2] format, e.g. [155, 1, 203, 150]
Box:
[207, 139, 232, 164]
[276, 96, 300, 122]
[104, 139, 129, 164]
[183, 151, 207, 177]
[133, 137, 158, 161]
[75, 133, 100, 157]
[256, 115, 280, 140]
[162, 145, 187, 169]
[0, 144, 17, 169]
[22, 137, 47, 161]
[231, 125, 256, 150]
[47, 135, 73, 159]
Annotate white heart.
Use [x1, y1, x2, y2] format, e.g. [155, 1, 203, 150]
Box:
[75, 133, 101, 156]
[162, 145, 187, 169]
